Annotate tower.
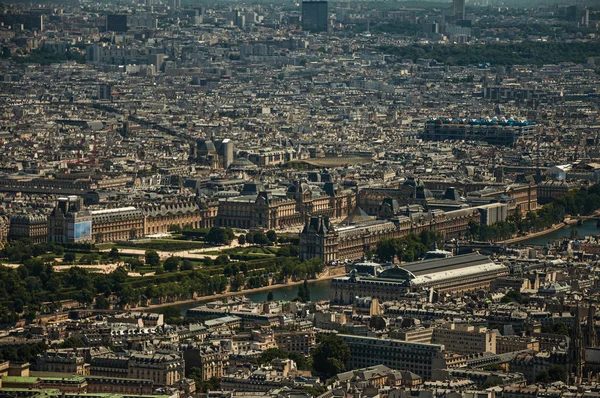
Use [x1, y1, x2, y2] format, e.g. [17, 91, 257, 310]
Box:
[571, 306, 585, 384]
[97, 84, 112, 100]
[586, 304, 598, 349]
[302, 1, 328, 33]
[452, 0, 465, 19]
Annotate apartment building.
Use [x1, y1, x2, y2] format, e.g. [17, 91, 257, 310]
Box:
[432, 324, 496, 355]
[340, 334, 446, 380]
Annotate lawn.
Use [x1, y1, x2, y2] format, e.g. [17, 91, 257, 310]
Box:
[112, 239, 210, 252]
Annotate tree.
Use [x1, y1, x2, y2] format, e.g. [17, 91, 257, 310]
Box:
[375, 239, 397, 262]
[59, 336, 85, 349]
[266, 230, 277, 244]
[95, 296, 110, 310]
[369, 316, 387, 330]
[74, 289, 95, 306]
[253, 232, 271, 246]
[312, 334, 351, 379]
[246, 232, 255, 244]
[205, 227, 230, 245]
[297, 279, 311, 302]
[501, 290, 527, 304]
[163, 306, 183, 325]
[145, 250, 160, 266]
[536, 370, 551, 383]
[238, 234, 246, 245]
[547, 365, 567, 382]
[570, 228, 580, 239]
[63, 252, 76, 263]
[163, 256, 181, 272]
[230, 274, 246, 291]
[259, 348, 288, 364]
[267, 291, 274, 301]
[108, 247, 120, 261]
[214, 255, 230, 266]
[277, 246, 290, 257]
[553, 322, 569, 336]
[126, 258, 143, 271]
[169, 224, 182, 234]
[181, 259, 194, 271]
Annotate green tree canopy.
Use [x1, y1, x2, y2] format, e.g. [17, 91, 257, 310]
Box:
[312, 334, 351, 379]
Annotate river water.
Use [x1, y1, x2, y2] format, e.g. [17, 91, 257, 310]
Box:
[518, 220, 600, 246]
[163, 279, 333, 315]
[157, 221, 600, 314]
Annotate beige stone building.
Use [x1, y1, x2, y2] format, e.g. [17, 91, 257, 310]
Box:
[496, 335, 540, 354]
[216, 181, 355, 230]
[432, 324, 497, 355]
[9, 214, 48, 244]
[36, 350, 90, 375]
[300, 207, 481, 263]
[91, 207, 145, 243]
[330, 253, 509, 304]
[90, 353, 182, 387]
[275, 330, 316, 354]
[183, 344, 228, 381]
[143, 201, 208, 235]
[128, 353, 182, 387]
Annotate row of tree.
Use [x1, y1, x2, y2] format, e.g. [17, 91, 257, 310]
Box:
[379, 42, 600, 66]
[0, 236, 325, 323]
[469, 185, 600, 242]
[372, 230, 443, 263]
[238, 230, 277, 246]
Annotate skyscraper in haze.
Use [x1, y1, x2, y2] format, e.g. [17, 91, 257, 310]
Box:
[453, 0, 465, 19]
[302, 1, 328, 33]
[106, 14, 128, 32]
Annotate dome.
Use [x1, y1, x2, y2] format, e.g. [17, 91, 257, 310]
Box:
[228, 157, 258, 171]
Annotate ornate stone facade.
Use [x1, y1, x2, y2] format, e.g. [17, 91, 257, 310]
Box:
[300, 207, 481, 263]
[142, 200, 207, 235]
[9, 214, 48, 244]
[91, 207, 145, 243]
[216, 181, 356, 230]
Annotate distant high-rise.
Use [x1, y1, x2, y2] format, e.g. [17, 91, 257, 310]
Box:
[566, 5, 589, 27]
[148, 53, 165, 73]
[97, 84, 112, 100]
[302, 1, 328, 33]
[453, 0, 465, 19]
[106, 14, 128, 32]
[219, 139, 234, 168]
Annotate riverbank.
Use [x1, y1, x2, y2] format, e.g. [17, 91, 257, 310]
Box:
[499, 222, 566, 244]
[131, 265, 346, 312]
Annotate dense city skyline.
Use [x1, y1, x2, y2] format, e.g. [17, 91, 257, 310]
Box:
[0, 0, 598, 397]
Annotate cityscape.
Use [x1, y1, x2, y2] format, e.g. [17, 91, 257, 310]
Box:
[0, 0, 599, 397]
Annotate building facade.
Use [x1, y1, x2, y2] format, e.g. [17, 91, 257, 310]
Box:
[302, 1, 328, 32]
[36, 350, 90, 375]
[300, 207, 481, 263]
[91, 207, 145, 243]
[330, 253, 509, 304]
[423, 118, 537, 146]
[216, 181, 355, 230]
[9, 214, 48, 244]
[340, 334, 446, 381]
[183, 345, 228, 381]
[48, 196, 93, 244]
[432, 324, 497, 355]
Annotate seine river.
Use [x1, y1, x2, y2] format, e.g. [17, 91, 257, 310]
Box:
[159, 221, 600, 314]
[165, 279, 333, 315]
[519, 220, 600, 245]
